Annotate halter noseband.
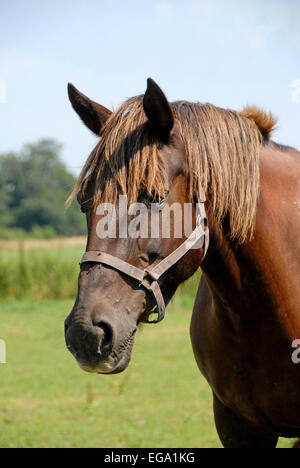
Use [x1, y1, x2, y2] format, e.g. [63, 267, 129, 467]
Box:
[80, 199, 209, 324]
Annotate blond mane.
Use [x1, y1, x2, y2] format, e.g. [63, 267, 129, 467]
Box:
[68, 96, 276, 243]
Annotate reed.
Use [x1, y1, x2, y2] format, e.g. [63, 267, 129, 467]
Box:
[0, 243, 84, 300]
[0, 240, 200, 301]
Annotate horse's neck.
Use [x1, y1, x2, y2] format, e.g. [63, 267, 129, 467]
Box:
[201, 145, 300, 341]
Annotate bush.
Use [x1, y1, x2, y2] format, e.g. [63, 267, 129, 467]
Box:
[29, 225, 57, 239]
[0, 227, 27, 240]
[0, 139, 86, 238]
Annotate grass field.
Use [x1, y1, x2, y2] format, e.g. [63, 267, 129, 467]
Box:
[0, 241, 85, 300]
[0, 241, 296, 447]
[0, 296, 295, 448]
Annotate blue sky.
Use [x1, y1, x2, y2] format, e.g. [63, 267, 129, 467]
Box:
[0, 0, 299, 174]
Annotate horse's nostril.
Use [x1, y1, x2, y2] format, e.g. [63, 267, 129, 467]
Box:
[64, 316, 72, 335]
[67, 344, 78, 358]
[93, 321, 114, 357]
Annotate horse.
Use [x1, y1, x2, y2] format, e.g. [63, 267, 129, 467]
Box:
[64, 78, 300, 448]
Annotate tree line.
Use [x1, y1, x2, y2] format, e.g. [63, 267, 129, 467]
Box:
[0, 139, 86, 239]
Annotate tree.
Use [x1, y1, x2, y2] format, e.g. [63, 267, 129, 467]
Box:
[0, 139, 85, 237]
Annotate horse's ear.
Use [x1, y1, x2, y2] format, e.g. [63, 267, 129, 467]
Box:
[67, 83, 112, 135]
[143, 78, 174, 138]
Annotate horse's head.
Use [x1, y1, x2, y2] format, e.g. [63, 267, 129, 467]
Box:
[64, 79, 206, 374]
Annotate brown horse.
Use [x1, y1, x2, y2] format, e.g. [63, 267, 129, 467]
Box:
[65, 78, 300, 448]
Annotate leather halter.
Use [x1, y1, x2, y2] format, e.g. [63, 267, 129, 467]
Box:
[80, 200, 209, 324]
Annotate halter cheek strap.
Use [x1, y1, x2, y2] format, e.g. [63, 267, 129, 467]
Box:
[80, 201, 209, 324]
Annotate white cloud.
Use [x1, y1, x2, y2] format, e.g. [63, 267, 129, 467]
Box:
[185, 0, 300, 50]
[0, 80, 6, 104]
[155, 2, 174, 18]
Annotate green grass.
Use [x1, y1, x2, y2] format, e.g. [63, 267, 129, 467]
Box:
[0, 295, 296, 448]
[0, 242, 201, 301]
[0, 245, 84, 300]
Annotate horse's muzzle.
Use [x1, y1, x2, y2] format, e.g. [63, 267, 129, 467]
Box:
[64, 313, 135, 374]
[65, 316, 115, 370]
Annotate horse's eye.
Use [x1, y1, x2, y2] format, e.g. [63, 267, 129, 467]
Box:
[80, 200, 91, 214]
[77, 191, 83, 207]
[77, 190, 90, 213]
[77, 197, 86, 213]
[147, 191, 168, 209]
[155, 198, 166, 210]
